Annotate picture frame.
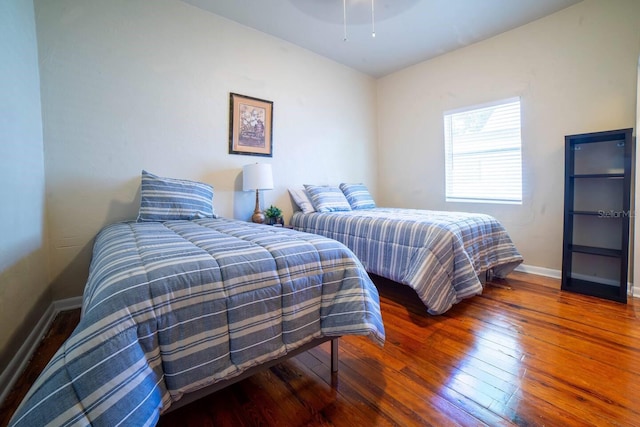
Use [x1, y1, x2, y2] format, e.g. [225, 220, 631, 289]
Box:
[229, 93, 273, 157]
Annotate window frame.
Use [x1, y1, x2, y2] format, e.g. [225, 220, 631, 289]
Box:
[443, 97, 523, 205]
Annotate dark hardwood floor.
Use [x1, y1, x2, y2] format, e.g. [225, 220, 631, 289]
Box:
[2, 272, 639, 426]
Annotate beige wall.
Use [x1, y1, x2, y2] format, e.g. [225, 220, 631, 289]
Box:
[0, 0, 50, 372]
[34, 0, 378, 300]
[377, 0, 640, 272]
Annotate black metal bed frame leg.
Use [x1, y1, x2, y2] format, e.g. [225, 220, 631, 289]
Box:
[331, 338, 339, 372]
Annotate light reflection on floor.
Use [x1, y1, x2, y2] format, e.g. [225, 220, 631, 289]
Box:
[440, 313, 527, 418]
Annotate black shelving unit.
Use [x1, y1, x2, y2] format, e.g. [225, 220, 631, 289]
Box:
[561, 128, 633, 303]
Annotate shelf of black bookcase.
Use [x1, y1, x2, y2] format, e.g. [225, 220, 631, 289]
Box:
[570, 210, 626, 218]
[570, 173, 625, 179]
[568, 244, 622, 258]
[569, 210, 606, 216]
[563, 278, 626, 302]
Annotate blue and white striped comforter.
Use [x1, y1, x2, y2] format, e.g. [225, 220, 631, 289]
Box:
[9, 218, 385, 427]
[291, 208, 523, 315]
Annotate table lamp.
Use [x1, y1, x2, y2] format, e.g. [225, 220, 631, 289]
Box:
[243, 163, 274, 223]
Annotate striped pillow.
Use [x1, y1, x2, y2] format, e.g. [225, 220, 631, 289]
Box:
[340, 183, 376, 210]
[137, 170, 216, 221]
[304, 185, 352, 213]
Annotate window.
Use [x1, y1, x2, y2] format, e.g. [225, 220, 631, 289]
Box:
[444, 97, 522, 204]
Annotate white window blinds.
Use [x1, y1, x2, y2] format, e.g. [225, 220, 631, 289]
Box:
[444, 97, 522, 204]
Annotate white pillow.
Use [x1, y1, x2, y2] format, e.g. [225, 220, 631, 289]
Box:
[288, 187, 315, 214]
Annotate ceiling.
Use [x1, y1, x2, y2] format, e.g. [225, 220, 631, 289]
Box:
[181, 0, 582, 78]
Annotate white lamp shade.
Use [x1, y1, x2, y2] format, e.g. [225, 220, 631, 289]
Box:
[243, 163, 274, 191]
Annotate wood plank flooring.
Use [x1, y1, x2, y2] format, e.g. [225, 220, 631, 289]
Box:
[2, 272, 639, 426]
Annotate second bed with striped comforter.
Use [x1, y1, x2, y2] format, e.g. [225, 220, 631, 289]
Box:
[291, 208, 523, 315]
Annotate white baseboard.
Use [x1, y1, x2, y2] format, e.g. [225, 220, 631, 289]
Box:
[515, 264, 637, 298]
[515, 264, 561, 279]
[53, 296, 83, 313]
[0, 296, 83, 407]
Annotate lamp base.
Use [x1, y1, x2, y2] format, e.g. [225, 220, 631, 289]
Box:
[251, 189, 265, 223]
[252, 211, 265, 224]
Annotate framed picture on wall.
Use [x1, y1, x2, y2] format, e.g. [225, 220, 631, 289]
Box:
[229, 93, 273, 157]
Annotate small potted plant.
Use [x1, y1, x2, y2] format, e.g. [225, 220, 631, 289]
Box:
[264, 205, 283, 226]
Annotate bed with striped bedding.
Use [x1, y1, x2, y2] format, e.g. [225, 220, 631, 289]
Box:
[9, 218, 385, 426]
[291, 208, 523, 315]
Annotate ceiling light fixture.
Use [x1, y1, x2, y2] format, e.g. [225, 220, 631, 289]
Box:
[371, 0, 375, 38]
[343, 0, 347, 41]
[343, 0, 376, 42]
